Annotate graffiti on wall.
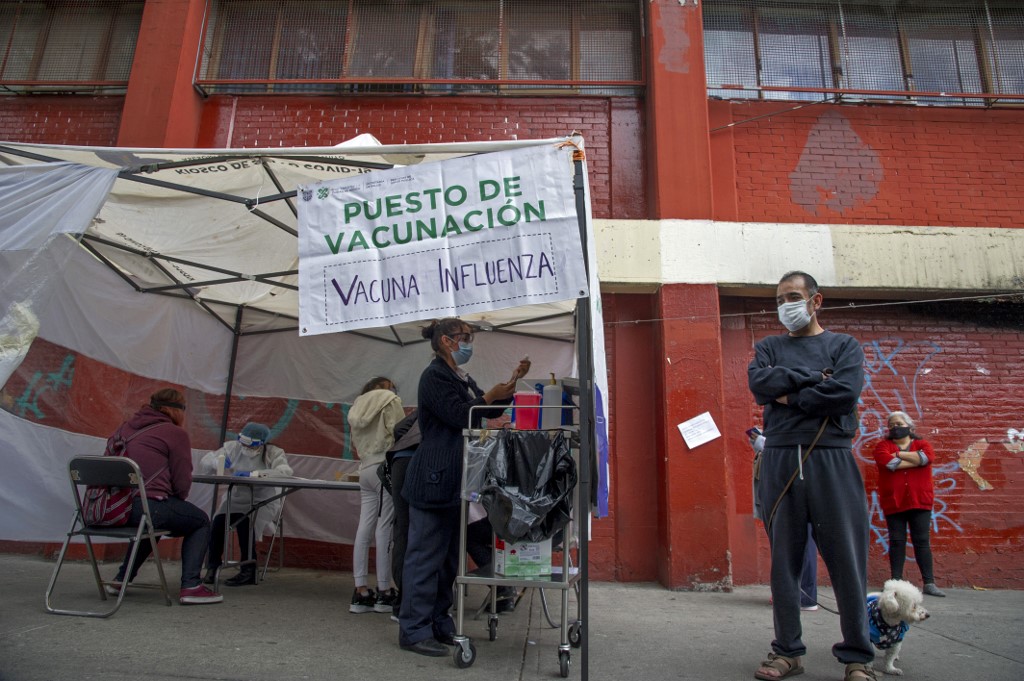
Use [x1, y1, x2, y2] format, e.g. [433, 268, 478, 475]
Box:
[1, 348, 359, 459]
[855, 338, 964, 554]
[192, 397, 356, 460]
[4, 354, 75, 420]
[956, 430, 1024, 492]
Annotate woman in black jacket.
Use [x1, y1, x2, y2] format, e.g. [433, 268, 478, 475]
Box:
[398, 317, 529, 656]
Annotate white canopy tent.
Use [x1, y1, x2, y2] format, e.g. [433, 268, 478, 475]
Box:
[0, 135, 602, 676]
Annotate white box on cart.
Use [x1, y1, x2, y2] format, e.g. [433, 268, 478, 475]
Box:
[494, 538, 552, 577]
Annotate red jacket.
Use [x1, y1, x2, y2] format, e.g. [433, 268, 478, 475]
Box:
[114, 406, 194, 501]
[872, 438, 935, 516]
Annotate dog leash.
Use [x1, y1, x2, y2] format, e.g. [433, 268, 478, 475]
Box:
[764, 419, 828, 536]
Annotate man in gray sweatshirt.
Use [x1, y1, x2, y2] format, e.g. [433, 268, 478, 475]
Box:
[748, 271, 875, 681]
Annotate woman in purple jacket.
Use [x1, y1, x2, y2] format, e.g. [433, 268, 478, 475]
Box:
[109, 388, 222, 605]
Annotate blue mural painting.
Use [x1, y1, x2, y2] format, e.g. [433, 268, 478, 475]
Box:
[190, 396, 355, 460]
[10, 354, 75, 420]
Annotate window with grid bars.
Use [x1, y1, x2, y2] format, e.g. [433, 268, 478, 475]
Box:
[0, 0, 143, 93]
[703, 0, 1024, 106]
[195, 0, 643, 96]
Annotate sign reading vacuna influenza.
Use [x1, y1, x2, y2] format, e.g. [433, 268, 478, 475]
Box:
[297, 144, 589, 335]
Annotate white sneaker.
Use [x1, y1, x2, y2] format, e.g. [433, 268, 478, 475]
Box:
[800, 605, 819, 611]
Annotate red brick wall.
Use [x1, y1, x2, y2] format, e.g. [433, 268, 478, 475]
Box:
[6, 296, 1024, 587]
[726, 297, 1024, 588]
[718, 101, 1024, 228]
[197, 95, 646, 220]
[0, 96, 123, 145]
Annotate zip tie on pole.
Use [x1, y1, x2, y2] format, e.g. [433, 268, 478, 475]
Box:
[556, 137, 585, 162]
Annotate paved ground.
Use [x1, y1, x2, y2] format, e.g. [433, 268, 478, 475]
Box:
[2, 554, 1022, 681]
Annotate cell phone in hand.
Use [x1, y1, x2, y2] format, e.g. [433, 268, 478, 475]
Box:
[746, 427, 762, 438]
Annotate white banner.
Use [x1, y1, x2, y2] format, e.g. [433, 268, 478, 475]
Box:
[297, 144, 588, 335]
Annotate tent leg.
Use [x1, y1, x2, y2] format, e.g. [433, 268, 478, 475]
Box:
[218, 306, 245, 443]
[572, 155, 593, 681]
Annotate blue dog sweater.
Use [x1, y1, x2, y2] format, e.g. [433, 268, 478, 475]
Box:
[867, 594, 909, 649]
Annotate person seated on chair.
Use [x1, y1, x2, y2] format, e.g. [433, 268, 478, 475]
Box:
[199, 422, 293, 586]
[109, 388, 223, 605]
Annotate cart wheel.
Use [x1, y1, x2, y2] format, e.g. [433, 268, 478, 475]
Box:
[454, 641, 477, 668]
[488, 618, 498, 641]
[568, 620, 582, 648]
[558, 650, 570, 678]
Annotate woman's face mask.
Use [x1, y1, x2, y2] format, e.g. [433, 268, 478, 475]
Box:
[777, 299, 812, 333]
[889, 425, 912, 440]
[451, 341, 473, 365]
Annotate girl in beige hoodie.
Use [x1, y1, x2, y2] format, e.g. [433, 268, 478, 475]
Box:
[347, 377, 405, 613]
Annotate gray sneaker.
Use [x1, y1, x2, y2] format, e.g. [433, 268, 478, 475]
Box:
[923, 583, 946, 597]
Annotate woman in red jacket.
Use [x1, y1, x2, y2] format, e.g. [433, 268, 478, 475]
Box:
[872, 411, 945, 597]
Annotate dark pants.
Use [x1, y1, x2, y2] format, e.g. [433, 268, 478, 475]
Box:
[390, 453, 413, 600]
[466, 518, 493, 570]
[885, 508, 935, 583]
[757, 446, 872, 664]
[800, 526, 818, 608]
[466, 516, 515, 601]
[115, 495, 211, 589]
[763, 521, 818, 608]
[399, 504, 459, 646]
[207, 512, 253, 568]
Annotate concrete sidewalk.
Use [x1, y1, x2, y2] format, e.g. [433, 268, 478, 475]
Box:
[2, 553, 1022, 681]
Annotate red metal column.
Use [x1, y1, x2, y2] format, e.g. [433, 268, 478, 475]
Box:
[654, 283, 732, 588]
[645, 0, 714, 219]
[117, 0, 207, 147]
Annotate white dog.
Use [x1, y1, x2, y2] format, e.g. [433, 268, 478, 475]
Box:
[866, 579, 930, 675]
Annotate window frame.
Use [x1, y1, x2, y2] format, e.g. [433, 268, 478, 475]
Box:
[0, 0, 143, 93]
[194, 0, 645, 96]
[703, 0, 1024, 107]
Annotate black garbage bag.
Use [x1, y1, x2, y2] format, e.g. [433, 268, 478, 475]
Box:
[478, 430, 577, 543]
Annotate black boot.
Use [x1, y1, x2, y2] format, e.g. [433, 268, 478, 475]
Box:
[224, 565, 257, 586]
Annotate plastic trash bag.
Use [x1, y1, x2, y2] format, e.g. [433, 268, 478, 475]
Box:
[476, 430, 577, 543]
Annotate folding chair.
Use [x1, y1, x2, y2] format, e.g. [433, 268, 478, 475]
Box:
[45, 455, 173, 617]
[260, 496, 286, 581]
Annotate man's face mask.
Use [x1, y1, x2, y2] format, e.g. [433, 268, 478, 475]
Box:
[777, 299, 812, 333]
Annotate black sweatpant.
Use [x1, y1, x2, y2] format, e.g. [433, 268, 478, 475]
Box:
[757, 446, 873, 664]
[207, 512, 254, 568]
[389, 452, 414, 604]
[885, 508, 936, 584]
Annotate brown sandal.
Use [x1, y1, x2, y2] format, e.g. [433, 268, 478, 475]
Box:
[754, 652, 804, 680]
[844, 662, 878, 681]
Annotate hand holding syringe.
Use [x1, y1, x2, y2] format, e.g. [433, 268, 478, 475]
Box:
[510, 355, 531, 383]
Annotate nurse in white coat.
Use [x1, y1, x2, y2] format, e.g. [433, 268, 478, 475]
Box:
[199, 422, 292, 586]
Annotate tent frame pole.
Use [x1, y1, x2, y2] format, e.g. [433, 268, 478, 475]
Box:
[572, 156, 593, 681]
[218, 306, 244, 444]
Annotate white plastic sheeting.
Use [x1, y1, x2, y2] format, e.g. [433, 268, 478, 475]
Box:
[0, 162, 116, 251]
[0, 409, 363, 544]
[0, 301, 39, 388]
